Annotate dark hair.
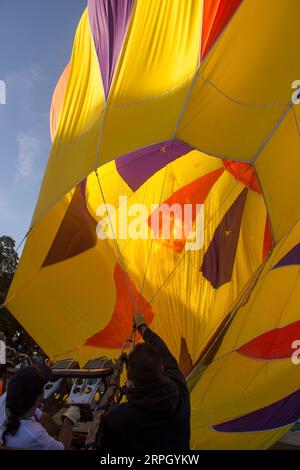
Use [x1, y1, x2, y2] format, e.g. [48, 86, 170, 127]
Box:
[127, 343, 162, 386]
[2, 396, 32, 445]
[2, 365, 51, 445]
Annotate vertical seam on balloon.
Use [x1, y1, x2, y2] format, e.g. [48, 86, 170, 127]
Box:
[198, 0, 205, 68]
[105, 0, 138, 105]
[171, 0, 204, 139]
[94, 169, 139, 316]
[87, 3, 107, 104]
[89, 0, 138, 172]
[172, 0, 245, 139]
[252, 102, 297, 244]
[251, 102, 292, 165]
[200, 0, 219, 61]
[93, 0, 138, 173]
[251, 103, 293, 243]
[140, 165, 169, 297]
[93, 108, 107, 172]
[253, 168, 276, 246]
[197, 0, 245, 70]
[87, 2, 108, 175]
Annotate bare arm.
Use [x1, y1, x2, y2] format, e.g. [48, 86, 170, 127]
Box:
[57, 418, 74, 450]
[39, 412, 61, 437]
[57, 406, 80, 449]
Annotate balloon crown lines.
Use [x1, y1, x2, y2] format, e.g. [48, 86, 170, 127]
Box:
[96, 196, 204, 251]
[0, 79, 6, 104]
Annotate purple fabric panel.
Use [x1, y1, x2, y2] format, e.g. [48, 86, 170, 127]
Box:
[273, 243, 300, 270]
[42, 179, 97, 267]
[213, 388, 300, 433]
[201, 188, 248, 289]
[88, 0, 134, 98]
[116, 140, 193, 191]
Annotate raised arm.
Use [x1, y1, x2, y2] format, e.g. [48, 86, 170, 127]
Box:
[134, 315, 189, 401]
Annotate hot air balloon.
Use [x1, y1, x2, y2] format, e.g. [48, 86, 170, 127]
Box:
[3, 0, 300, 449]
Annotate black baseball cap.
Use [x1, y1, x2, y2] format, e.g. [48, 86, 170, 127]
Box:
[6, 365, 52, 415]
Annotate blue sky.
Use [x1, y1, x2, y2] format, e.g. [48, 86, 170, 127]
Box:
[0, 0, 86, 251]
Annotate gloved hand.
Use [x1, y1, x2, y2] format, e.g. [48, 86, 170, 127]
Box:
[133, 313, 146, 330]
[61, 406, 80, 426]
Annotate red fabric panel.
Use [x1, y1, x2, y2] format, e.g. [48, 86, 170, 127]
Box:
[201, 0, 242, 60]
[223, 160, 261, 193]
[238, 321, 300, 360]
[148, 167, 224, 253]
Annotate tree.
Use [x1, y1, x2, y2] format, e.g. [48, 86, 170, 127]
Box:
[0, 235, 38, 353]
[0, 236, 19, 298]
[0, 235, 19, 272]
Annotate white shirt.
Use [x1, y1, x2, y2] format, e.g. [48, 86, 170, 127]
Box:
[0, 393, 64, 450]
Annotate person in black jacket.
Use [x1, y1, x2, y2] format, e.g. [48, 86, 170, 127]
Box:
[97, 314, 190, 452]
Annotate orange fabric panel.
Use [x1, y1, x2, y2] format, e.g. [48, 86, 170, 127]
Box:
[49, 63, 70, 141]
[85, 263, 154, 349]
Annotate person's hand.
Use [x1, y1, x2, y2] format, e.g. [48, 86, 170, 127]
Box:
[61, 406, 80, 426]
[133, 313, 146, 330]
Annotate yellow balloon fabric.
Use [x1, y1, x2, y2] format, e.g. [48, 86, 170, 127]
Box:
[32, 9, 105, 225]
[4, 0, 300, 450]
[177, 0, 300, 242]
[190, 220, 300, 449]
